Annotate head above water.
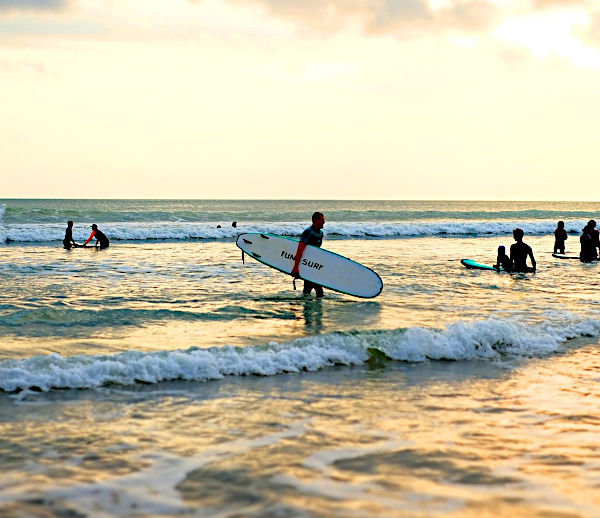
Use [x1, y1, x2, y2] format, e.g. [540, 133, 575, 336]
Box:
[312, 212, 325, 229]
[513, 227, 524, 241]
[557, 220, 564, 228]
[67, 220, 73, 227]
[497, 245, 506, 255]
[588, 219, 597, 229]
[91, 224, 98, 230]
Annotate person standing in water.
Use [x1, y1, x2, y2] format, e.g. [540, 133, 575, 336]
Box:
[510, 228, 536, 273]
[291, 212, 325, 298]
[82, 224, 110, 249]
[553, 220, 568, 254]
[579, 222, 598, 263]
[588, 220, 600, 258]
[63, 221, 77, 250]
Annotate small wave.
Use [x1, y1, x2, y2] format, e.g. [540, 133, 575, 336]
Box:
[0, 219, 592, 243]
[1, 317, 598, 392]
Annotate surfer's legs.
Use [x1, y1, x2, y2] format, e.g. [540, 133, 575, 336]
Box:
[303, 280, 324, 298]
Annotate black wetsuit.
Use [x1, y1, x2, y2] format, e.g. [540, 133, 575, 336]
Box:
[300, 225, 324, 297]
[496, 254, 512, 273]
[580, 232, 597, 262]
[554, 228, 567, 254]
[510, 242, 535, 273]
[63, 227, 75, 249]
[94, 229, 110, 249]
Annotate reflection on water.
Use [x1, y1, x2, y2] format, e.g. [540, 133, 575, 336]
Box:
[1, 344, 599, 517]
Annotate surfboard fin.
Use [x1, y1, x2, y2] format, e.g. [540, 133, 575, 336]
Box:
[242, 250, 245, 264]
[293, 278, 297, 290]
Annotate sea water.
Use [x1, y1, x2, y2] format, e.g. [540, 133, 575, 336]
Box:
[0, 199, 599, 517]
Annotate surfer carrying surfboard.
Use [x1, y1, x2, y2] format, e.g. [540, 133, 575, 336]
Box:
[291, 212, 325, 298]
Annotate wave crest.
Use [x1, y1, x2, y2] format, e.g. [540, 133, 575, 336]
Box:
[1, 317, 598, 392]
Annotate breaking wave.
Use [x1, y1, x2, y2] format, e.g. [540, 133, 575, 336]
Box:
[1, 316, 598, 392]
[0, 219, 591, 243]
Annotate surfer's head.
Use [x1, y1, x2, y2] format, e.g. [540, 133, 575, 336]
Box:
[588, 220, 596, 229]
[557, 220, 564, 229]
[67, 220, 73, 228]
[512, 227, 524, 241]
[497, 245, 506, 255]
[91, 224, 98, 230]
[312, 212, 325, 230]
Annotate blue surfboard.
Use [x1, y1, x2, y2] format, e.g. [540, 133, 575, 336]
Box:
[461, 259, 503, 271]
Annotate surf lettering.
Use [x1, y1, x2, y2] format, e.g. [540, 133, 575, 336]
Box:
[281, 251, 296, 261]
[302, 258, 324, 270]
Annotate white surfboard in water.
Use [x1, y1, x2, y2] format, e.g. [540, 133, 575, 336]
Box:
[236, 233, 383, 298]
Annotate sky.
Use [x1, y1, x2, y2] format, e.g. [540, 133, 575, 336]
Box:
[1, 0, 600, 200]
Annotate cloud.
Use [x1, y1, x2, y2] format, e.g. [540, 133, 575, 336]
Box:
[0, 0, 69, 12]
[228, 0, 498, 34]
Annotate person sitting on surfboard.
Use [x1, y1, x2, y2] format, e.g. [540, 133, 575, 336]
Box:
[63, 220, 78, 250]
[291, 212, 325, 297]
[494, 245, 512, 272]
[82, 224, 110, 250]
[553, 220, 568, 255]
[510, 228, 536, 273]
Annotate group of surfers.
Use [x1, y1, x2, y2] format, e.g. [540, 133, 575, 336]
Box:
[494, 219, 600, 273]
[61, 213, 598, 295]
[63, 221, 109, 250]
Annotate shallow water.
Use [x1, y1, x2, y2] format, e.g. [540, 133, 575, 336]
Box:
[0, 200, 599, 517]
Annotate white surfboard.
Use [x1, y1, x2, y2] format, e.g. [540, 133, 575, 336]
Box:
[236, 233, 383, 298]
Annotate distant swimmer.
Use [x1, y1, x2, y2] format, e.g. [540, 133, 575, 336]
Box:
[83, 224, 110, 249]
[232, 221, 237, 228]
[63, 220, 78, 250]
[494, 245, 512, 272]
[580, 222, 598, 263]
[553, 220, 568, 255]
[291, 212, 325, 298]
[510, 228, 536, 273]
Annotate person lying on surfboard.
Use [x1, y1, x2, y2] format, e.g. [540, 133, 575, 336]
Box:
[82, 224, 110, 250]
[291, 212, 325, 298]
[510, 228, 536, 273]
[494, 245, 512, 272]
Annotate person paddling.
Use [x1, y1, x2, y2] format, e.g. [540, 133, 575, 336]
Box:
[82, 224, 110, 250]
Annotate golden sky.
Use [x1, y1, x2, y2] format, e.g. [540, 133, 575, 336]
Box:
[1, 0, 599, 199]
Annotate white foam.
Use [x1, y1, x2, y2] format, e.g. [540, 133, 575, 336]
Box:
[1, 316, 599, 392]
[0, 219, 591, 243]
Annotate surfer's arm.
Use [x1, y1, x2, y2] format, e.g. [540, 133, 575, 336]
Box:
[529, 250, 536, 272]
[82, 230, 95, 246]
[291, 242, 306, 277]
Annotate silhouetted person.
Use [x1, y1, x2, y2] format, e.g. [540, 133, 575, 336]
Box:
[291, 212, 325, 298]
[232, 221, 237, 228]
[580, 223, 598, 263]
[63, 220, 77, 250]
[83, 224, 109, 249]
[494, 245, 512, 272]
[588, 219, 600, 257]
[553, 220, 568, 254]
[510, 228, 536, 273]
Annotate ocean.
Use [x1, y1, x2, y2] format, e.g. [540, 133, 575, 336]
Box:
[0, 199, 599, 517]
